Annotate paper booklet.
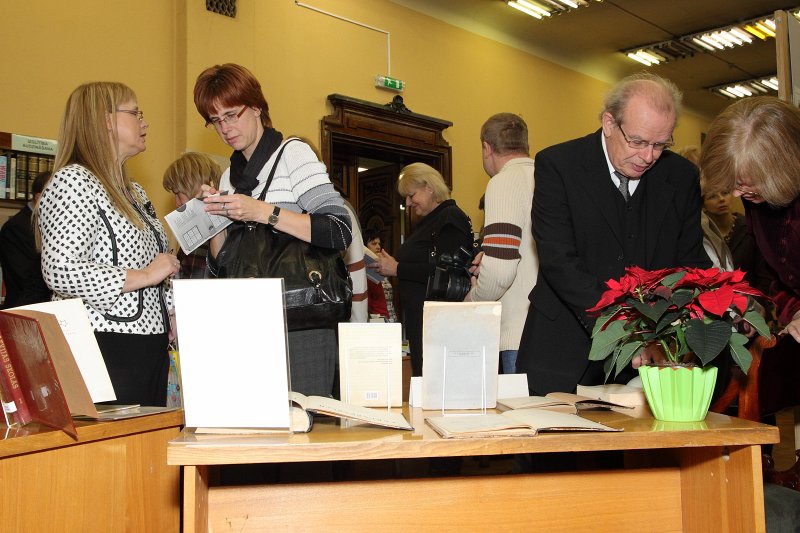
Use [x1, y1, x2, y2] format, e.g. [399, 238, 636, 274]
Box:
[194, 407, 313, 435]
[15, 299, 115, 403]
[422, 301, 502, 410]
[496, 392, 634, 414]
[164, 197, 232, 254]
[291, 391, 413, 431]
[363, 249, 385, 283]
[338, 322, 402, 407]
[425, 408, 621, 439]
[173, 278, 293, 431]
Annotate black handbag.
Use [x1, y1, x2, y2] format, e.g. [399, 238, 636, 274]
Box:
[214, 139, 353, 331]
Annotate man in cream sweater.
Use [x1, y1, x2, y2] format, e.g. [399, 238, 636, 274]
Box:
[465, 113, 538, 374]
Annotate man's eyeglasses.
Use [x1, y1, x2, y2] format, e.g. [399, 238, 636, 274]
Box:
[116, 109, 144, 121]
[618, 123, 674, 152]
[206, 107, 248, 129]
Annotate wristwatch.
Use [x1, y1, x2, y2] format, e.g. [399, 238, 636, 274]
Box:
[267, 205, 281, 226]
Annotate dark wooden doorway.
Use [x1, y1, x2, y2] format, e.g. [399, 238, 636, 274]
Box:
[321, 94, 453, 256]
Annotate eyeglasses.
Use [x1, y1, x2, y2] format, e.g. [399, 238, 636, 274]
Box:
[734, 183, 761, 199]
[116, 109, 144, 121]
[206, 107, 248, 129]
[617, 123, 674, 152]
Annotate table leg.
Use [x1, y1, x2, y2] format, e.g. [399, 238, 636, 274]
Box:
[184, 465, 210, 533]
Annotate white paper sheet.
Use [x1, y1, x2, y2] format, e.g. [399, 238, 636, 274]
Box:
[173, 278, 291, 429]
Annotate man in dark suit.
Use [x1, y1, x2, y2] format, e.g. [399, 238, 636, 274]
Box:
[0, 171, 52, 308]
[516, 73, 711, 395]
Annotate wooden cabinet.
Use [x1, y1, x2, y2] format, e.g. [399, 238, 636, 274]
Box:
[0, 411, 183, 532]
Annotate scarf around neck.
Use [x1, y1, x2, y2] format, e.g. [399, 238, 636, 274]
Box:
[229, 126, 283, 195]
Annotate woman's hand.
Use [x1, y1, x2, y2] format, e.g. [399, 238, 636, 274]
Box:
[370, 250, 399, 277]
[779, 310, 800, 343]
[123, 253, 180, 293]
[631, 342, 669, 369]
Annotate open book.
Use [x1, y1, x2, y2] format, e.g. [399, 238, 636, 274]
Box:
[496, 392, 633, 414]
[291, 392, 413, 430]
[425, 408, 621, 439]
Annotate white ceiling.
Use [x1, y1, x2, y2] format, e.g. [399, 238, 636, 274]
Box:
[392, 0, 796, 118]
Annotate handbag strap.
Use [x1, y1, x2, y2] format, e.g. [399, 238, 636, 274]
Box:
[256, 137, 301, 202]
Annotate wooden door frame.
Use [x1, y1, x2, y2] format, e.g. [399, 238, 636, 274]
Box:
[320, 94, 453, 190]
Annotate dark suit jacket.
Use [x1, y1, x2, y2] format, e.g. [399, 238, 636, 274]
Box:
[517, 130, 711, 395]
[0, 205, 51, 308]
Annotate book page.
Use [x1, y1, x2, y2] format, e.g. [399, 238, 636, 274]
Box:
[422, 301, 501, 410]
[338, 323, 402, 407]
[503, 408, 621, 432]
[174, 279, 291, 429]
[576, 384, 646, 407]
[425, 413, 537, 438]
[291, 392, 412, 430]
[165, 197, 232, 254]
[14, 299, 115, 403]
[496, 396, 574, 411]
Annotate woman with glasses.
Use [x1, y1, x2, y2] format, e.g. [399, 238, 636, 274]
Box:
[701, 96, 800, 343]
[193, 63, 352, 397]
[36, 82, 179, 406]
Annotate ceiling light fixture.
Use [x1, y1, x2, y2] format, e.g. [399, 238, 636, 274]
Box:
[708, 76, 780, 100]
[506, 0, 600, 20]
[622, 9, 800, 65]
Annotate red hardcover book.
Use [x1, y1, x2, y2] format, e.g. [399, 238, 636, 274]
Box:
[0, 311, 80, 437]
[0, 332, 32, 425]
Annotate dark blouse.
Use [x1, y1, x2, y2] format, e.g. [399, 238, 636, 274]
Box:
[727, 212, 775, 295]
[395, 199, 473, 375]
[745, 198, 800, 324]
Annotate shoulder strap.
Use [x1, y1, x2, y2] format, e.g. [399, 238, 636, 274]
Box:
[256, 138, 300, 202]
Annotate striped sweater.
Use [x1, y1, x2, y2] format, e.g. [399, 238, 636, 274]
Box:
[470, 157, 538, 351]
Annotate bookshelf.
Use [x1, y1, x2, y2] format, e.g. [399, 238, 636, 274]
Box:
[0, 131, 57, 207]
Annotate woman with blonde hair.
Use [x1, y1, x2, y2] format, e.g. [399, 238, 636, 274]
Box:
[36, 81, 179, 406]
[370, 162, 473, 375]
[700, 96, 800, 341]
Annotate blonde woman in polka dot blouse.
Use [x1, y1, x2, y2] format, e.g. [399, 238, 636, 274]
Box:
[36, 82, 180, 406]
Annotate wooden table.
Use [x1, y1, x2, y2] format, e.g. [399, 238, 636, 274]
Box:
[169, 407, 778, 532]
[0, 410, 184, 532]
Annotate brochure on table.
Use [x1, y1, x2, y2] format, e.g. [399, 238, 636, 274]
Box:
[173, 278, 291, 430]
[338, 322, 402, 407]
[421, 301, 501, 411]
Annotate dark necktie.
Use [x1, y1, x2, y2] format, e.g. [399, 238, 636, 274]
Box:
[615, 171, 630, 202]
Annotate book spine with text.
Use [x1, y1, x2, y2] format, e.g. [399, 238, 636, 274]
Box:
[0, 155, 7, 200]
[0, 333, 32, 426]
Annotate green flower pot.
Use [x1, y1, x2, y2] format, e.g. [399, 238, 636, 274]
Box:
[638, 364, 718, 422]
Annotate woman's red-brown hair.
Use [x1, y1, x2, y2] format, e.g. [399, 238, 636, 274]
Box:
[193, 63, 271, 128]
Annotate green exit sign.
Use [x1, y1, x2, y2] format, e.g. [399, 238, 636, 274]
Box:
[375, 75, 405, 92]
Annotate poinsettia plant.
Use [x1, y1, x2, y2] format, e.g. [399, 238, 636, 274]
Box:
[588, 266, 772, 381]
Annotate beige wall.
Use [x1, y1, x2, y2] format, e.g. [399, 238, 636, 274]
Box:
[0, 0, 709, 224]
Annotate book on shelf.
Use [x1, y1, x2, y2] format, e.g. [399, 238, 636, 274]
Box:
[338, 322, 402, 407]
[0, 154, 7, 199]
[496, 392, 634, 414]
[425, 408, 622, 439]
[422, 301, 501, 410]
[575, 384, 646, 407]
[14, 153, 27, 199]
